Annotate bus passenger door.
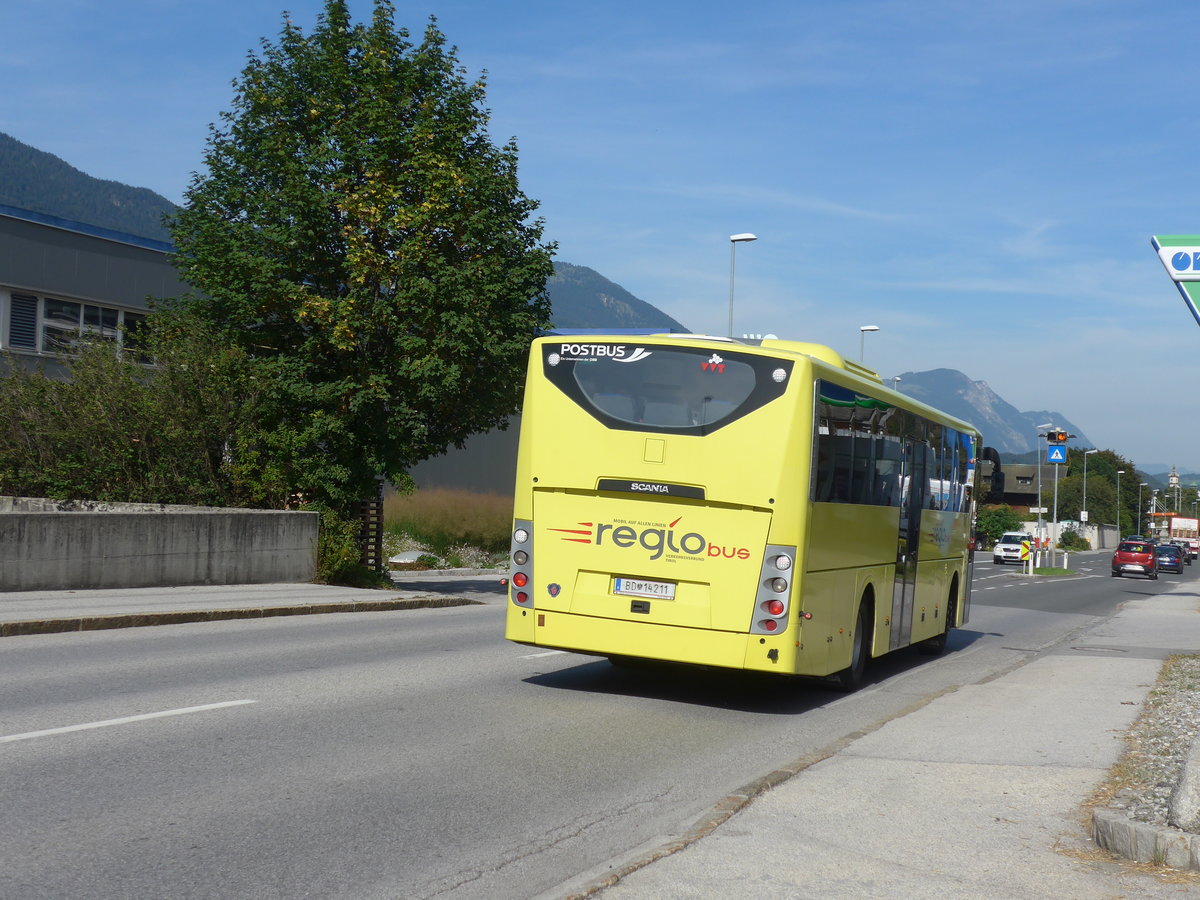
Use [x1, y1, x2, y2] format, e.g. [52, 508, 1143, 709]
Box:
[891, 442, 927, 651]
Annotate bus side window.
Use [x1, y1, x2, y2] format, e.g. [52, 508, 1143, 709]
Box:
[814, 435, 834, 502]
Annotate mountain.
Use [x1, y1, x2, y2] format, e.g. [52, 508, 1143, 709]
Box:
[894, 368, 1092, 455]
[0, 132, 176, 243]
[547, 262, 687, 331]
[0, 132, 687, 333]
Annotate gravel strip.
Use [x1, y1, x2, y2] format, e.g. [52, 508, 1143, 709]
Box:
[1104, 654, 1200, 830]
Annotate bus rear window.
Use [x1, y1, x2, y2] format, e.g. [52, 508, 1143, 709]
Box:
[541, 342, 792, 435]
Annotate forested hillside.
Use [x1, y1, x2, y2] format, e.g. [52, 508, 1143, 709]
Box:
[2, 133, 690, 331]
[0, 132, 175, 242]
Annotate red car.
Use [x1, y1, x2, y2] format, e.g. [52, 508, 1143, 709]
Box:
[1111, 540, 1158, 579]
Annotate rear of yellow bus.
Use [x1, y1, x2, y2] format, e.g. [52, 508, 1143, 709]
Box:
[504, 335, 811, 675]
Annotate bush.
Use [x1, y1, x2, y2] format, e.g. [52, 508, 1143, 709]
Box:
[307, 503, 392, 588]
[383, 487, 512, 554]
[1058, 529, 1090, 551]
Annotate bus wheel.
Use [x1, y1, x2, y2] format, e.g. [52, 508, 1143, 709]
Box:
[832, 606, 870, 692]
[919, 594, 955, 656]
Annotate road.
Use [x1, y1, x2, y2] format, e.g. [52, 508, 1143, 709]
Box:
[2, 553, 1194, 899]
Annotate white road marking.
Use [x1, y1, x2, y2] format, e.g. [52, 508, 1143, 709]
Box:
[0, 700, 257, 744]
[521, 650, 567, 659]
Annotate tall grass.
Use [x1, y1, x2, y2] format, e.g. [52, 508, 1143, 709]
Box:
[384, 487, 513, 554]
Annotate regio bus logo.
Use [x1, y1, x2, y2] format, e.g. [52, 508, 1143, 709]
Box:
[548, 517, 750, 561]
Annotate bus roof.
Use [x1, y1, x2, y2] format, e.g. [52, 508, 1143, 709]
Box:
[534, 332, 982, 436]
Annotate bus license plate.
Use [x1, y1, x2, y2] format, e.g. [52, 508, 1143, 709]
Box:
[614, 577, 676, 600]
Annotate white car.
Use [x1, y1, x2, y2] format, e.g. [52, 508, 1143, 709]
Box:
[993, 532, 1034, 565]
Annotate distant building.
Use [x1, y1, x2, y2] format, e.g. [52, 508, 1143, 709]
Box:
[979, 461, 1040, 510]
[0, 204, 185, 372]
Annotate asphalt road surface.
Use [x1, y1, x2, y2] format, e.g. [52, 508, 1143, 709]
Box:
[2, 552, 1190, 899]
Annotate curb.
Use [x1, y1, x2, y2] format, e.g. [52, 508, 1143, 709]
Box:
[1092, 808, 1200, 871]
[389, 567, 506, 579]
[0, 596, 481, 637]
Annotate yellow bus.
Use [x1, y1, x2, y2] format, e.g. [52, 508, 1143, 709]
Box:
[505, 334, 1001, 689]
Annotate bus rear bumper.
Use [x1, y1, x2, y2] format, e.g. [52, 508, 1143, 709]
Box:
[507, 608, 799, 674]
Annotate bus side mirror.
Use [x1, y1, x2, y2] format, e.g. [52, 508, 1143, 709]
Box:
[980, 446, 1004, 503]
[989, 470, 1005, 503]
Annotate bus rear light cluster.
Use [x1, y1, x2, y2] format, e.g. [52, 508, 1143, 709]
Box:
[750, 544, 796, 635]
[510, 519, 534, 609]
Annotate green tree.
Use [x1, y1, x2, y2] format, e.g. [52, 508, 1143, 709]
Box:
[169, 1, 555, 512]
[976, 504, 1022, 544]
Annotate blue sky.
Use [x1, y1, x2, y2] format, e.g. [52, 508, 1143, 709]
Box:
[5, 0, 1200, 469]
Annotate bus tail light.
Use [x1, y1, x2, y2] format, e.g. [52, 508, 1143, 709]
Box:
[510, 519, 534, 608]
[749, 544, 796, 635]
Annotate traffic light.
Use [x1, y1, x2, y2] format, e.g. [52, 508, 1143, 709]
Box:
[1047, 430, 1069, 444]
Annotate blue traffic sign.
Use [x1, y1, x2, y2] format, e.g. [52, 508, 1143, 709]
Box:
[1047, 445, 1067, 464]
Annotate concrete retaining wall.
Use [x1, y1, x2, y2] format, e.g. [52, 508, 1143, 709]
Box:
[0, 497, 318, 591]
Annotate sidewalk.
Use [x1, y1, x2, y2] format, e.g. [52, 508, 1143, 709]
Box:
[585, 588, 1200, 899]
[0, 572, 504, 636]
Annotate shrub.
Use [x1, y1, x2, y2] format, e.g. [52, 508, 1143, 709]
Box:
[1058, 529, 1090, 551]
[307, 503, 391, 588]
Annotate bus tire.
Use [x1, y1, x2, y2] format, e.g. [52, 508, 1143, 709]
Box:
[832, 605, 870, 692]
[919, 590, 956, 656]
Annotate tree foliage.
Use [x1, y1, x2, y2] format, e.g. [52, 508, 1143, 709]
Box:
[0, 316, 280, 506]
[976, 504, 1023, 544]
[169, 1, 555, 512]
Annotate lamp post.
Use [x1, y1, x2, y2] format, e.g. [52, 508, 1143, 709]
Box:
[1035, 423, 1053, 553]
[1082, 449, 1098, 544]
[1138, 483, 1148, 535]
[859, 325, 879, 362]
[1116, 470, 1125, 537]
[727, 233, 757, 337]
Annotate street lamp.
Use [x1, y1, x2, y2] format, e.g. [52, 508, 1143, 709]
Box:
[1035, 422, 1054, 552]
[1138, 483, 1148, 535]
[1082, 449, 1099, 542]
[728, 233, 757, 337]
[859, 325, 879, 362]
[1116, 470, 1125, 536]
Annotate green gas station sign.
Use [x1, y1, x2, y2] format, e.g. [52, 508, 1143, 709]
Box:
[1152, 235, 1200, 327]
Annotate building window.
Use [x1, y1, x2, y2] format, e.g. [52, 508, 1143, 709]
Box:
[5, 291, 146, 357]
[9, 293, 38, 348]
